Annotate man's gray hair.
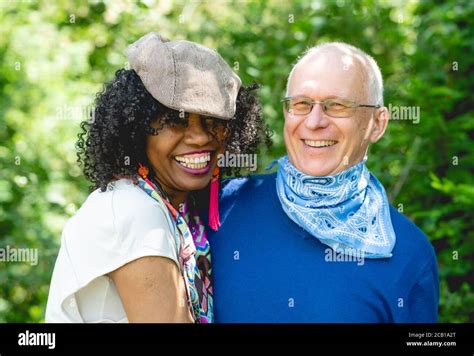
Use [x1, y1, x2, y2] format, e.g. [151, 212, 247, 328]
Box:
[285, 42, 384, 106]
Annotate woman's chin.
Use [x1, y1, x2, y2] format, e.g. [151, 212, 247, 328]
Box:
[173, 173, 213, 192]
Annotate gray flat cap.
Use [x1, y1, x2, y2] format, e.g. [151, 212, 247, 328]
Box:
[126, 32, 242, 120]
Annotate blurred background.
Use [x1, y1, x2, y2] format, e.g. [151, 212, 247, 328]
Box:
[0, 0, 473, 322]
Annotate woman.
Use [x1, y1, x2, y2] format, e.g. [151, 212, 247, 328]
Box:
[45, 33, 271, 323]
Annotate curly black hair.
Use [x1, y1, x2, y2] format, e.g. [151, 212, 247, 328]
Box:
[76, 68, 272, 193]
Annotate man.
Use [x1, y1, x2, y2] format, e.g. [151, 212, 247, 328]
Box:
[208, 42, 439, 322]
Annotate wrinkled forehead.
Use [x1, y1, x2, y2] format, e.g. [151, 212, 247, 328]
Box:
[289, 47, 371, 102]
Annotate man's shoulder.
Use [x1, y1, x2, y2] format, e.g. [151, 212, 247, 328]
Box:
[388, 205, 436, 262]
[221, 172, 276, 198]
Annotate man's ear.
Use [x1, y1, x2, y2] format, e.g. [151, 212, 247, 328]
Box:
[369, 107, 389, 143]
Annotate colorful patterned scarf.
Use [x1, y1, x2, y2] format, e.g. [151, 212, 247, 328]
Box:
[136, 176, 213, 323]
[276, 156, 396, 259]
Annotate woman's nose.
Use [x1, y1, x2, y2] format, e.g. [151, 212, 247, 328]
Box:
[184, 113, 212, 146]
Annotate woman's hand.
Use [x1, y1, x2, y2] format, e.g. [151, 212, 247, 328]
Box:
[109, 256, 194, 323]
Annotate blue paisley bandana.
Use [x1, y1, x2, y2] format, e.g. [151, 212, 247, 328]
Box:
[276, 156, 396, 259]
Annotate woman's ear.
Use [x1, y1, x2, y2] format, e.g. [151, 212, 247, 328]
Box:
[369, 107, 389, 143]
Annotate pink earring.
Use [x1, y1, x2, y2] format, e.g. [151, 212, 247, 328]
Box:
[208, 166, 221, 231]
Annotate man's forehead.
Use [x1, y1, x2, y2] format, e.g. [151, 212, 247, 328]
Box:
[289, 48, 369, 99]
[305, 45, 368, 65]
[297, 48, 368, 76]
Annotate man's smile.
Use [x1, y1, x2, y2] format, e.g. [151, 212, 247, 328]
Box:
[302, 139, 338, 148]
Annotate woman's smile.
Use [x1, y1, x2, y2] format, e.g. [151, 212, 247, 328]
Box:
[174, 150, 213, 175]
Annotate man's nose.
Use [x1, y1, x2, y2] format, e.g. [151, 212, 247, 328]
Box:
[304, 103, 330, 130]
[184, 115, 212, 146]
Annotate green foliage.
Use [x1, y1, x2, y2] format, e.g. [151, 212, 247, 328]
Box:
[0, 0, 472, 322]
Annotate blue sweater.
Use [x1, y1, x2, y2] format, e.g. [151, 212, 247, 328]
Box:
[207, 173, 439, 323]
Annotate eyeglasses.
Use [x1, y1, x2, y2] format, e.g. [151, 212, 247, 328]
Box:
[282, 96, 381, 118]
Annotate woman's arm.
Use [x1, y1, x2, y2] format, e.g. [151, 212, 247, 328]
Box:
[109, 256, 193, 323]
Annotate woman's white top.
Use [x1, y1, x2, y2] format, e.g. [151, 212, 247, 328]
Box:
[45, 179, 181, 323]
